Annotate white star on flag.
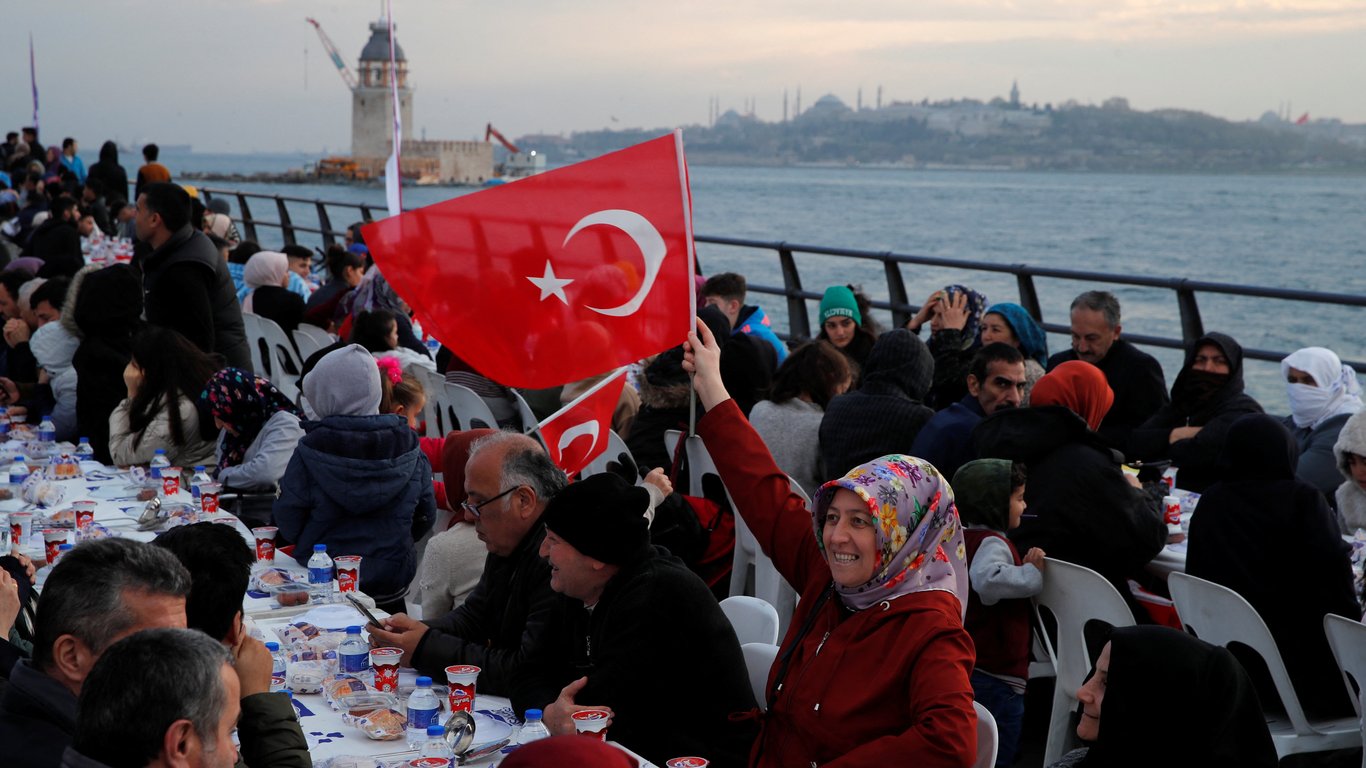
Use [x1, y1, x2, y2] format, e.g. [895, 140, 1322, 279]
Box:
[526, 261, 574, 304]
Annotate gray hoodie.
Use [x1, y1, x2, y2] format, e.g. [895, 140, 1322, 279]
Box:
[1332, 410, 1366, 532]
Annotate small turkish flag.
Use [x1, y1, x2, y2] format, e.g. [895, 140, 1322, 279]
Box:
[362, 132, 696, 389]
[537, 368, 628, 477]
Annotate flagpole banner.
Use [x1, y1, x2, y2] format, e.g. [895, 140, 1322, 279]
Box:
[363, 132, 696, 389]
[537, 368, 628, 477]
[384, 0, 403, 217]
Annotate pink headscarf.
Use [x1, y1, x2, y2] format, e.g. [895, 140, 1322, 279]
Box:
[241, 251, 289, 313]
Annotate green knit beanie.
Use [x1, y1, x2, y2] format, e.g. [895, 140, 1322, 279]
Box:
[820, 285, 862, 326]
[952, 459, 1013, 531]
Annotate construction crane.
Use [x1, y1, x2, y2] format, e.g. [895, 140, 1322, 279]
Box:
[484, 123, 520, 154]
[306, 17, 357, 90]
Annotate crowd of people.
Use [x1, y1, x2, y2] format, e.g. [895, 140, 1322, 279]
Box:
[0, 130, 1363, 767]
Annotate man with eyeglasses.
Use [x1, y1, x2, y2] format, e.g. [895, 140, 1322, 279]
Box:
[369, 431, 565, 697]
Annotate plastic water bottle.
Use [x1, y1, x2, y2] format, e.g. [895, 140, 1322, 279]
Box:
[37, 414, 56, 444]
[419, 724, 452, 761]
[266, 642, 287, 692]
[9, 456, 30, 488]
[405, 676, 441, 747]
[74, 437, 94, 459]
[337, 626, 370, 676]
[517, 709, 550, 745]
[149, 449, 170, 479]
[425, 336, 441, 359]
[190, 465, 211, 499]
[306, 544, 335, 603]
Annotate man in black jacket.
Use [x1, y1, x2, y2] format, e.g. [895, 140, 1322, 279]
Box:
[1046, 290, 1169, 455]
[517, 473, 757, 767]
[369, 432, 565, 698]
[30, 195, 84, 278]
[133, 182, 250, 370]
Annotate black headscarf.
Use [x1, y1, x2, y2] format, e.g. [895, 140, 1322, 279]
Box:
[1080, 625, 1277, 768]
[1169, 333, 1247, 419]
[860, 328, 932, 401]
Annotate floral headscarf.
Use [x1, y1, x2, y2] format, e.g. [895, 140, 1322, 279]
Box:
[942, 284, 989, 351]
[812, 454, 968, 614]
[200, 368, 301, 469]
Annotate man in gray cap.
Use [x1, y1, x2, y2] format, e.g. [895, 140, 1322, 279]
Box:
[513, 473, 756, 767]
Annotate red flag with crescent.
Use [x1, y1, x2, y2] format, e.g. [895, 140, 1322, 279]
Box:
[362, 132, 696, 389]
[537, 368, 627, 477]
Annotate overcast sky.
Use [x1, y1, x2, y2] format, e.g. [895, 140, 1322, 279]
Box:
[4, 0, 1364, 152]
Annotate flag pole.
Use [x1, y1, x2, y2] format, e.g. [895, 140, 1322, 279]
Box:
[383, 0, 403, 218]
[29, 34, 39, 134]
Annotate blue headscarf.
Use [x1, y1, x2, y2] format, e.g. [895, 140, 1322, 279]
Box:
[984, 302, 1048, 367]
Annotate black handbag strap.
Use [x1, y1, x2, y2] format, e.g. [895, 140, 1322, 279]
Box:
[767, 582, 834, 703]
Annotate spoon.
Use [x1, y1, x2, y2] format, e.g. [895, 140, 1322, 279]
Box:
[443, 710, 476, 757]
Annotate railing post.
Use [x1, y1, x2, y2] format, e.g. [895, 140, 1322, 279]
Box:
[237, 195, 258, 244]
[1175, 281, 1204, 345]
[883, 253, 910, 329]
[1015, 268, 1043, 321]
[316, 202, 336, 249]
[360, 206, 376, 223]
[778, 246, 810, 340]
[275, 197, 296, 247]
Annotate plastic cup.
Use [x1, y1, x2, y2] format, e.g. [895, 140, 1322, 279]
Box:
[73, 501, 96, 529]
[252, 527, 278, 562]
[1160, 466, 1178, 493]
[200, 482, 221, 514]
[162, 467, 182, 497]
[1162, 495, 1182, 531]
[0, 512, 9, 551]
[571, 708, 611, 740]
[370, 647, 403, 692]
[444, 664, 480, 713]
[665, 759, 710, 768]
[11, 511, 33, 544]
[335, 556, 362, 594]
[43, 529, 68, 564]
[407, 759, 451, 768]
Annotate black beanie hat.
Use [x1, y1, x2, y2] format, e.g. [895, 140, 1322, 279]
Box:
[541, 473, 651, 566]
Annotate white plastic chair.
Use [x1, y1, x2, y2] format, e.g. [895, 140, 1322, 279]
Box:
[241, 313, 269, 380]
[443, 382, 500, 431]
[253, 315, 304, 403]
[1033, 558, 1135, 766]
[410, 367, 451, 438]
[291, 325, 333, 361]
[740, 642, 779, 711]
[1324, 614, 1366, 768]
[720, 595, 781, 645]
[1168, 573, 1360, 759]
[509, 388, 540, 436]
[579, 430, 640, 484]
[972, 700, 999, 768]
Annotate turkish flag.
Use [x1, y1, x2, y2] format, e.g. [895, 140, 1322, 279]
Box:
[537, 368, 627, 477]
[362, 132, 696, 389]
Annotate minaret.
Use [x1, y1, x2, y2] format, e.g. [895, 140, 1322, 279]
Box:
[351, 18, 414, 158]
[1009, 79, 1020, 109]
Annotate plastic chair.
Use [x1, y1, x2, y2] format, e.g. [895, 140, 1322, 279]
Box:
[740, 642, 779, 711]
[410, 367, 451, 438]
[972, 700, 999, 768]
[253, 315, 304, 403]
[720, 595, 781, 645]
[1324, 614, 1366, 768]
[509, 388, 540, 436]
[1168, 573, 1360, 759]
[443, 382, 500, 431]
[293, 323, 335, 350]
[579, 430, 640, 483]
[241, 313, 269, 380]
[1033, 558, 1135, 765]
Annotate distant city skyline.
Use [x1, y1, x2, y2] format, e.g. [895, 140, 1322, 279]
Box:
[2, 1, 1363, 152]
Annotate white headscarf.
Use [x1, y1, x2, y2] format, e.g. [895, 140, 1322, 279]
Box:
[241, 250, 289, 313]
[1282, 347, 1364, 429]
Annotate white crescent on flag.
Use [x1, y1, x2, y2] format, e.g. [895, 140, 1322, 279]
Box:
[561, 209, 667, 317]
[557, 420, 601, 462]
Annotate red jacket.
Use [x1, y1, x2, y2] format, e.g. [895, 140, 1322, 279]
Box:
[699, 399, 977, 768]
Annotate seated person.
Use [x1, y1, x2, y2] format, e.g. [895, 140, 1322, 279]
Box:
[152, 523, 309, 767]
[686, 318, 977, 767]
[816, 284, 877, 373]
[1186, 413, 1360, 719]
[64, 628, 244, 768]
[1281, 346, 1364, 503]
[304, 244, 365, 331]
[819, 328, 935, 482]
[749, 340, 853, 498]
[515, 474, 757, 766]
[978, 303, 1048, 401]
[702, 271, 789, 364]
[975, 361, 1167, 612]
[0, 539, 190, 767]
[1332, 410, 1366, 531]
[954, 459, 1043, 768]
[416, 429, 497, 620]
[240, 250, 305, 337]
[368, 432, 564, 698]
[109, 326, 219, 468]
[274, 346, 435, 615]
[353, 308, 436, 373]
[1050, 626, 1276, 767]
[905, 283, 989, 410]
[912, 343, 1027, 481]
[1129, 333, 1263, 492]
[200, 368, 304, 494]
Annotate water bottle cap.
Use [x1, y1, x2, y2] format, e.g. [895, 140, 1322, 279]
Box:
[194, 465, 205, 471]
[58, 544, 73, 550]
[265, 641, 279, 651]
[79, 437, 89, 444]
[154, 448, 166, 454]
[313, 544, 327, 552]
[416, 676, 432, 687]
[346, 625, 362, 634]
[427, 725, 445, 736]
[525, 708, 543, 720]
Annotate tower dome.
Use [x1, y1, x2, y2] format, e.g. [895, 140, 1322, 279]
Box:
[360, 20, 405, 62]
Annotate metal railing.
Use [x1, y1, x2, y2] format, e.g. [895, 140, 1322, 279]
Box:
[199, 186, 1366, 373]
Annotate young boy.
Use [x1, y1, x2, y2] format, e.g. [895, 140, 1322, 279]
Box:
[953, 458, 1044, 768]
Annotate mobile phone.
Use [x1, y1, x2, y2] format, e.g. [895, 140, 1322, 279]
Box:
[345, 593, 385, 629]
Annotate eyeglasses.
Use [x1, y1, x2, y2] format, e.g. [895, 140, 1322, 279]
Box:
[461, 485, 521, 519]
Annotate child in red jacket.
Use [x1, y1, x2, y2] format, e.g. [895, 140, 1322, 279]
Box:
[953, 459, 1044, 768]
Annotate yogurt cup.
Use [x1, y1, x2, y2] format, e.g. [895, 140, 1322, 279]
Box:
[444, 664, 480, 713]
[571, 708, 611, 740]
[335, 556, 362, 594]
[200, 483, 221, 513]
[43, 529, 68, 564]
[162, 467, 182, 497]
[252, 526, 278, 562]
[370, 647, 403, 692]
[665, 759, 710, 768]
